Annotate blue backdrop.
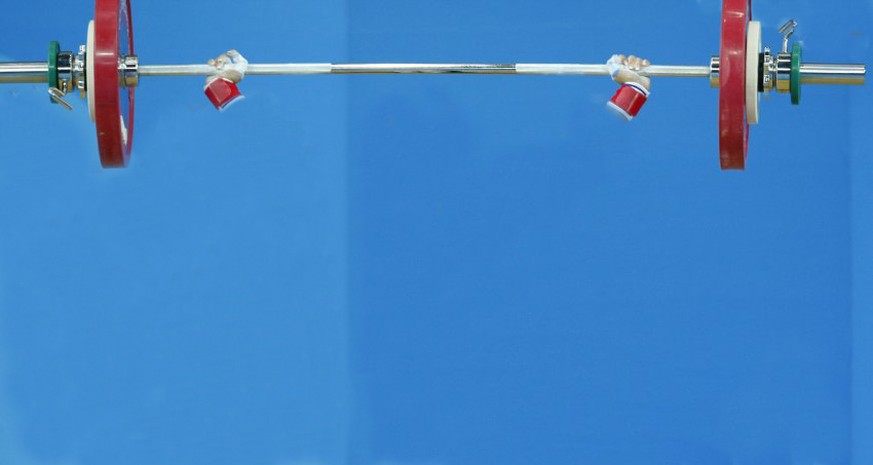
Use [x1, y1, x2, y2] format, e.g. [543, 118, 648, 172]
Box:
[0, 1, 870, 464]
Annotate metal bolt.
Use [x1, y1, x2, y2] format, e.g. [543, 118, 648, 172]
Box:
[780, 19, 798, 53]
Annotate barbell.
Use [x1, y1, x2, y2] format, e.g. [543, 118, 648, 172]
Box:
[0, 0, 866, 170]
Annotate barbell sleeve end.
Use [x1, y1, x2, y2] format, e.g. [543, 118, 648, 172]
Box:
[800, 63, 866, 86]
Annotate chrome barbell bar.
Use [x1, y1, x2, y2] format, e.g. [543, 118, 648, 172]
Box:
[0, 60, 865, 85]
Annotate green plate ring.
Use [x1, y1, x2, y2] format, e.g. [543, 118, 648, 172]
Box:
[791, 42, 802, 105]
[48, 40, 59, 103]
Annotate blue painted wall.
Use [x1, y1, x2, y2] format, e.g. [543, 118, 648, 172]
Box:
[0, 1, 870, 464]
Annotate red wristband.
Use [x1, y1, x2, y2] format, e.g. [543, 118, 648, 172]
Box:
[607, 84, 649, 121]
[205, 77, 244, 110]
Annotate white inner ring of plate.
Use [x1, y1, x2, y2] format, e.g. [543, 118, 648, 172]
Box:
[87, 20, 96, 123]
[746, 21, 761, 125]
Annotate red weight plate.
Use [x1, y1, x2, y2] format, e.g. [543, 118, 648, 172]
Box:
[718, 0, 750, 170]
[94, 0, 135, 168]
